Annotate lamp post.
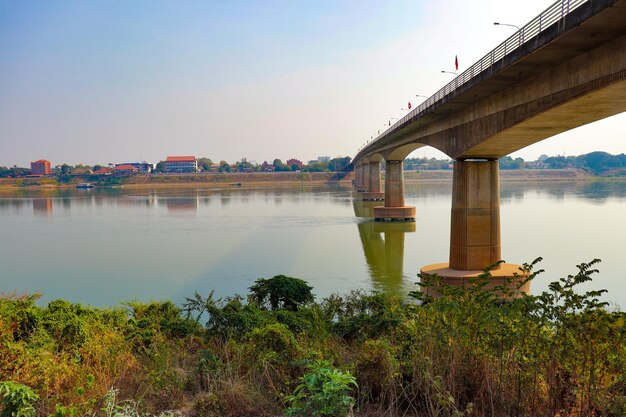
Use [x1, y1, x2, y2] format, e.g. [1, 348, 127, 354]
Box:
[494, 22, 523, 45]
[441, 70, 457, 76]
[493, 22, 520, 30]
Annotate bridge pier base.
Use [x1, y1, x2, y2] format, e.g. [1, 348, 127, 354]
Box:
[420, 159, 528, 296]
[362, 161, 385, 201]
[374, 160, 415, 221]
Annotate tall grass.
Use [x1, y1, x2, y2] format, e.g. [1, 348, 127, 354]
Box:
[0, 264, 624, 416]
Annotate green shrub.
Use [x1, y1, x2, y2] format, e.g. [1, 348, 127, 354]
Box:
[249, 275, 314, 311]
[284, 361, 357, 417]
[331, 290, 403, 340]
[0, 381, 38, 417]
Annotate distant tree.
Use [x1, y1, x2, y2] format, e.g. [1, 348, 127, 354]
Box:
[219, 161, 231, 172]
[327, 156, 351, 172]
[60, 164, 71, 175]
[273, 159, 289, 172]
[544, 156, 569, 169]
[304, 162, 325, 172]
[499, 156, 525, 170]
[155, 161, 167, 173]
[236, 157, 254, 172]
[576, 151, 623, 174]
[197, 157, 213, 171]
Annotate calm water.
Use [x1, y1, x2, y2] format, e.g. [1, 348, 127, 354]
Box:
[1, 181, 625, 308]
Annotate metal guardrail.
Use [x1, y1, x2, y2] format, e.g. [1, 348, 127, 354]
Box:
[362, 0, 589, 153]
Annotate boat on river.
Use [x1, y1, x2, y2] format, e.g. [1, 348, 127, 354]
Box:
[76, 183, 95, 189]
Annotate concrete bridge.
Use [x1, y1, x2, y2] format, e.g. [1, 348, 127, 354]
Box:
[352, 0, 626, 285]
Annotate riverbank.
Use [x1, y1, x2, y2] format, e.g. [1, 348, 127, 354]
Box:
[0, 171, 352, 191]
[1, 268, 623, 417]
[405, 167, 595, 182]
[1, 168, 620, 191]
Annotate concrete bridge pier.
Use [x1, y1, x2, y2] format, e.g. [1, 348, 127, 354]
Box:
[352, 164, 360, 188]
[373, 160, 416, 221]
[362, 161, 385, 201]
[420, 159, 528, 294]
[356, 163, 369, 192]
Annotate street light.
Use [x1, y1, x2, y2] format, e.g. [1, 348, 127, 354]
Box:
[494, 22, 520, 30]
[415, 94, 428, 99]
[494, 22, 523, 44]
[441, 70, 457, 76]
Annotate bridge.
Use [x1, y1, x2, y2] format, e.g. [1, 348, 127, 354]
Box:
[352, 0, 626, 286]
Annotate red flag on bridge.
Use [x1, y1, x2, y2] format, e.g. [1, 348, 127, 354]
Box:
[455, 55, 458, 70]
[408, 101, 412, 110]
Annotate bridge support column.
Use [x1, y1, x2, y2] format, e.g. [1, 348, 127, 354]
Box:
[420, 160, 528, 296]
[373, 160, 415, 220]
[362, 162, 385, 201]
[353, 164, 363, 188]
[357, 163, 369, 192]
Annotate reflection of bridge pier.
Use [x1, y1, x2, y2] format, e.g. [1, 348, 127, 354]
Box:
[356, 217, 416, 293]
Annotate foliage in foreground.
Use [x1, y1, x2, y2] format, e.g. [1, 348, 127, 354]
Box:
[0, 266, 625, 417]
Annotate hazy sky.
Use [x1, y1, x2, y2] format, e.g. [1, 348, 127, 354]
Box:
[1, 0, 625, 167]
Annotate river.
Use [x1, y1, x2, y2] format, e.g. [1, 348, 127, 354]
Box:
[0, 181, 624, 308]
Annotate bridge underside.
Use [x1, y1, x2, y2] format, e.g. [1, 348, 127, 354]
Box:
[372, 33, 626, 161]
[352, 0, 626, 290]
[358, 0, 626, 161]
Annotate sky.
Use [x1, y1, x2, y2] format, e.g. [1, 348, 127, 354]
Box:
[1, 0, 625, 167]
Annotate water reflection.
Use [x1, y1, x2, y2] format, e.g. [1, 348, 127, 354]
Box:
[33, 198, 53, 217]
[353, 200, 416, 293]
[497, 180, 626, 202]
[352, 199, 378, 218]
[162, 197, 198, 213]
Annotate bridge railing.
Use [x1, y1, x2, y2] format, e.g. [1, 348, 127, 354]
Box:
[365, 0, 588, 151]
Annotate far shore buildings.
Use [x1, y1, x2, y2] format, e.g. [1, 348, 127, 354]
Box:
[165, 156, 197, 173]
[93, 167, 112, 175]
[31, 159, 51, 175]
[113, 164, 140, 175]
[115, 162, 153, 174]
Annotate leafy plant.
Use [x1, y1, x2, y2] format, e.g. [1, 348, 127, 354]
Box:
[284, 361, 357, 417]
[0, 382, 38, 417]
[250, 275, 314, 311]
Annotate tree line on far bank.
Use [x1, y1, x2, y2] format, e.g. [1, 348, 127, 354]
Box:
[405, 151, 626, 174]
[0, 157, 353, 178]
[3, 152, 626, 178]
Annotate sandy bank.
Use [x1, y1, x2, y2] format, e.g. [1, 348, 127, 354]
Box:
[1, 169, 622, 191]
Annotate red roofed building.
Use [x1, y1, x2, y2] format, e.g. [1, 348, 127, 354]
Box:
[93, 168, 112, 175]
[31, 159, 51, 175]
[113, 164, 139, 175]
[165, 156, 197, 173]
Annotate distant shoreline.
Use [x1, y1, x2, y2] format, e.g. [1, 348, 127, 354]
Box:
[0, 168, 623, 191]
